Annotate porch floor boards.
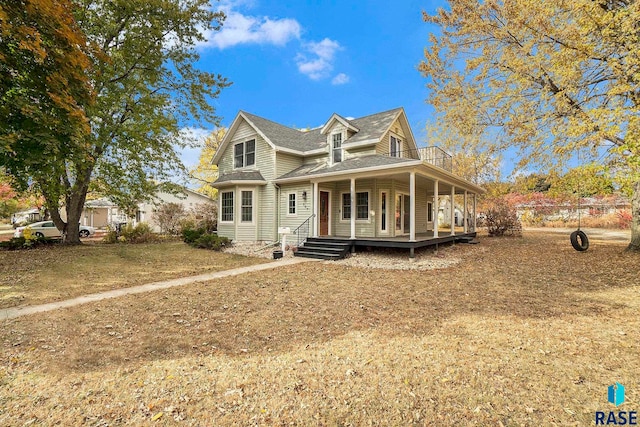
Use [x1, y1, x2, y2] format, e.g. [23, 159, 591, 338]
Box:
[315, 231, 477, 249]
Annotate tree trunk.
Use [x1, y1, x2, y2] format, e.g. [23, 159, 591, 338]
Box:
[63, 190, 89, 244]
[628, 180, 640, 251]
[47, 184, 90, 245]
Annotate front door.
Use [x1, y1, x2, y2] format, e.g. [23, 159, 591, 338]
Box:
[395, 194, 410, 235]
[319, 191, 329, 236]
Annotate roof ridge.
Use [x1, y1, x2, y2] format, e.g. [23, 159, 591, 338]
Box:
[349, 107, 403, 122]
[241, 108, 403, 129]
[240, 110, 305, 135]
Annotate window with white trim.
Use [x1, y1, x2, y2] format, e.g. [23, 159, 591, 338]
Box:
[332, 133, 342, 163]
[342, 193, 351, 220]
[287, 193, 296, 215]
[234, 139, 256, 168]
[390, 135, 402, 158]
[221, 191, 234, 222]
[356, 192, 369, 220]
[342, 192, 369, 220]
[241, 190, 253, 222]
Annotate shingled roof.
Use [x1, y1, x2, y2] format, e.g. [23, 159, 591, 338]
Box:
[240, 111, 326, 152]
[214, 170, 266, 186]
[345, 108, 402, 144]
[276, 154, 417, 181]
[238, 108, 404, 153]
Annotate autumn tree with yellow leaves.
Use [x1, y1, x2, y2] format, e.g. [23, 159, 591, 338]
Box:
[189, 128, 226, 199]
[420, 0, 640, 250]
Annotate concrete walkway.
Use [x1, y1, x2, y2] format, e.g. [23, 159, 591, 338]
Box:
[0, 257, 316, 321]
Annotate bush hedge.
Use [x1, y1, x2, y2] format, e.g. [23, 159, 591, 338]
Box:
[180, 226, 229, 251]
[0, 236, 60, 250]
[102, 222, 160, 244]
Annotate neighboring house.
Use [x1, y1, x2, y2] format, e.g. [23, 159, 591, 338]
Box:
[211, 107, 485, 258]
[439, 198, 467, 227]
[515, 195, 631, 221]
[81, 188, 213, 231]
[11, 208, 43, 226]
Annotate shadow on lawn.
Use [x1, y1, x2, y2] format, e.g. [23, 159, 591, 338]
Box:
[2, 233, 638, 373]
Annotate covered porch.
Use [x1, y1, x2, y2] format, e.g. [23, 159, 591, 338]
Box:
[309, 167, 482, 244]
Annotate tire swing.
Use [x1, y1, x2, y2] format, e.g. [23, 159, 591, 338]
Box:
[570, 229, 589, 251]
[570, 153, 589, 251]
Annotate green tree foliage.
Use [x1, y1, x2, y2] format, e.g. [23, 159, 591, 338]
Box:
[420, 0, 640, 250]
[0, 0, 229, 243]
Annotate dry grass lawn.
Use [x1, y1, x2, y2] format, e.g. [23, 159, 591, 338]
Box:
[0, 241, 267, 309]
[0, 231, 639, 425]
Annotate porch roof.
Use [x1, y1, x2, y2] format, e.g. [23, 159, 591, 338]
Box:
[212, 170, 267, 188]
[274, 154, 486, 194]
[276, 154, 414, 181]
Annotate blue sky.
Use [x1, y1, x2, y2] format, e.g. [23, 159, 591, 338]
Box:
[180, 0, 452, 170]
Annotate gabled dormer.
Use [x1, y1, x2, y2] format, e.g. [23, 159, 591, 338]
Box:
[320, 113, 359, 165]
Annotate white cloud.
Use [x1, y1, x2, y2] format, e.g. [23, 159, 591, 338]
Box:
[203, 10, 301, 49]
[331, 73, 350, 85]
[296, 38, 343, 80]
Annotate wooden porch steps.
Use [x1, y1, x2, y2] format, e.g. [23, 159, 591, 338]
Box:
[455, 236, 478, 244]
[294, 238, 353, 260]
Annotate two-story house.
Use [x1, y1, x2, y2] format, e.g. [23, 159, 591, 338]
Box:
[211, 107, 485, 258]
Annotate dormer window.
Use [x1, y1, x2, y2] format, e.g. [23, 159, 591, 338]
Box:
[332, 133, 343, 163]
[234, 139, 256, 168]
[390, 135, 402, 158]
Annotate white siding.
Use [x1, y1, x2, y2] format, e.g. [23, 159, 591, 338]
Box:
[303, 154, 327, 164]
[345, 146, 376, 158]
[236, 187, 257, 241]
[278, 183, 313, 232]
[219, 120, 259, 172]
[375, 118, 419, 159]
[215, 117, 277, 241]
[276, 153, 303, 177]
[333, 179, 376, 238]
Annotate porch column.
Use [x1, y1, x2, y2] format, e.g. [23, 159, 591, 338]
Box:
[409, 171, 416, 242]
[312, 181, 319, 237]
[450, 185, 456, 236]
[473, 193, 477, 231]
[350, 178, 356, 239]
[463, 190, 468, 233]
[433, 180, 439, 238]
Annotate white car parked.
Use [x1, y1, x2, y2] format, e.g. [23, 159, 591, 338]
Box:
[13, 221, 96, 239]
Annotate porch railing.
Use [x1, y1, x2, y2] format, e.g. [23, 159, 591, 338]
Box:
[418, 146, 453, 171]
[381, 146, 453, 172]
[293, 213, 316, 247]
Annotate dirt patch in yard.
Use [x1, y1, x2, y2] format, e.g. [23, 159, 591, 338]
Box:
[0, 231, 638, 425]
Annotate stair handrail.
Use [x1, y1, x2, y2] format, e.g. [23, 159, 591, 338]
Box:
[292, 213, 316, 247]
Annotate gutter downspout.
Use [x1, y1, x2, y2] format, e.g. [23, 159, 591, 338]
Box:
[274, 183, 281, 243]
